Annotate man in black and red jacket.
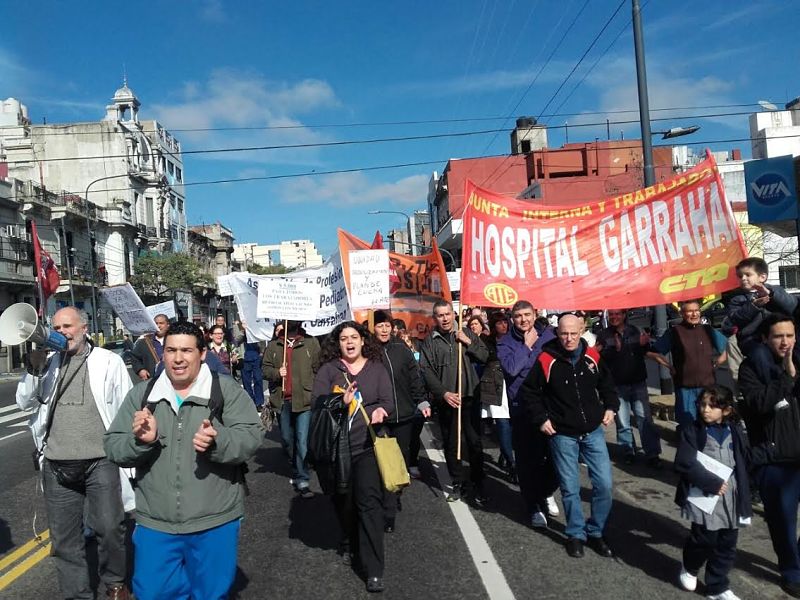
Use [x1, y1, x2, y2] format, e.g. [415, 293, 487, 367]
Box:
[519, 313, 619, 559]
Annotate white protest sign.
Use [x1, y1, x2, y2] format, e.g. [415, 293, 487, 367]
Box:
[348, 249, 390, 310]
[145, 300, 177, 321]
[100, 283, 158, 335]
[256, 277, 319, 321]
[229, 254, 351, 341]
[217, 274, 235, 297]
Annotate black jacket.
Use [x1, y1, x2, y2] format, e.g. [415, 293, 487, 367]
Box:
[380, 338, 429, 423]
[418, 327, 488, 403]
[519, 338, 619, 437]
[673, 420, 752, 520]
[738, 352, 800, 465]
[130, 335, 162, 377]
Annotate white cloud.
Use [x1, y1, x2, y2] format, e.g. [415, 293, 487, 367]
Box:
[149, 69, 340, 166]
[280, 172, 429, 207]
[393, 65, 565, 97]
[199, 0, 227, 22]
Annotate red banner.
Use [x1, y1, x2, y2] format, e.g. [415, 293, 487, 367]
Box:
[30, 221, 60, 309]
[338, 229, 451, 339]
[461, 154, 747, 310]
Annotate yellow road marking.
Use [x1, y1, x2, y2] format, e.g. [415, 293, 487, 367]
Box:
[0, 530, 50, 572]
[0, 543, 52, 591]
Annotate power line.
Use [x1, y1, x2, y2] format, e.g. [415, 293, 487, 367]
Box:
[7, 131, 797, 197]
[2, 108, 775, 167]
[535, 0, 627, 121]
[10, 102, 777, 136]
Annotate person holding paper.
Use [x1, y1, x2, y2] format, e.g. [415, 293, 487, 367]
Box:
[674, 385, 751, 600]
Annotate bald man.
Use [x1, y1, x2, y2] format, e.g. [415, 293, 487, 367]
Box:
[16, 307, 133, 600]
[519, 313, 619, 559]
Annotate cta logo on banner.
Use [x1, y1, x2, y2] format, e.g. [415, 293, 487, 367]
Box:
[745, 155, 798, 224]
[461, 153, 747, 310]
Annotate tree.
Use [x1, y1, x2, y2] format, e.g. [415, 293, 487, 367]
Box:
[129, 253, 212, 302]
[248, 264, 294, 275]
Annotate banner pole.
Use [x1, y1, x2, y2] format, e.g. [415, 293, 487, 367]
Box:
[456, 304, 464, 461]
[281, 319, 288, 391]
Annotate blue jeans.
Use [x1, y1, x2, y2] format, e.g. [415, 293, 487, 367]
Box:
[549, 426, 613, 540]
[132, 520, 240, 600]
[675, 387, 704, 428]
[614, 382, 662, 458]
[280, 402, 311, 488]
[241, 360, 263, 408]
[494, 418, 514, 466]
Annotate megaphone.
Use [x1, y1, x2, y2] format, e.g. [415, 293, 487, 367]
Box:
[0, 303, 68, 352]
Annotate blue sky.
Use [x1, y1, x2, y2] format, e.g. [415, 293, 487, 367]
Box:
[1, 0, 798, 257]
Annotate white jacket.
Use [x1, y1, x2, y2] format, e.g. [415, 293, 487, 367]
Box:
[16, 345, 136, 511]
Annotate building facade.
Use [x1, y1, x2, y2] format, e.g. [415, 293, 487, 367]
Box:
[232, 239, 323, 270]
[0, 85, 188, 334]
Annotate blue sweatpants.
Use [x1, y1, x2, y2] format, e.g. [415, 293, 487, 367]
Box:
[132, 519, 240, 600]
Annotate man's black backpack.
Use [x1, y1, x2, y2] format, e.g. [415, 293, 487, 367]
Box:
[140, 371, 249, 491]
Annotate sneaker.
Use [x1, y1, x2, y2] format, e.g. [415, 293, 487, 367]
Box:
[546, 496, 560, 517]
[530, 511, 548, 528]
[471, 484, 489, 509]
[409, 466, 421, 479]
[623, 453, 636, 465]
[106, 585, 130, 600]
[706, 591, 741, 600]
[678, 564, 698, 592]
[297, 487, 314, 499]
[647, 456, 662, 469]
[446, 483, 462, 503]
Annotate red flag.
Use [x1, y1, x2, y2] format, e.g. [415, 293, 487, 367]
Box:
[370, 230, 401, 294]
[30, 221, 60, 304]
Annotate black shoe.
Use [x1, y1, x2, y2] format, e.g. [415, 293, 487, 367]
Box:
[384, 518, 395, 534]
[623, 453, 635, 465]
[587, 536, 614, 558]
[366, 577, 384, 593]
[566, 537, 584, 558]
[497, 455, 508, 470]
[508, 466, 518, 485]
[646, 456, 662, 470]
[782, 580, 800, 598]
[446, 484, 462, 503]
[471, 484, 489, 509]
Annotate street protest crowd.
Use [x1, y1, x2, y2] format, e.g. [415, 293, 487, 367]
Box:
[15, 253, 800, 600]
[1, 156, 794, 600]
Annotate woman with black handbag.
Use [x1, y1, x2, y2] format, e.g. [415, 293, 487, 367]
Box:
[311, 321, 393, 594]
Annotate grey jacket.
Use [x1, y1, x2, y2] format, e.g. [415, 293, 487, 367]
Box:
[418, 327, 488, 402]
[104, 365, 263, 534]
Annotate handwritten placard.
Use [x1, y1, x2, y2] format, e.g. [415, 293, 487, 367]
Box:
[256, 277, 320, 321]
[348, 249, 390, 310]
[145, 300, 177, 321]
[217, 275, 235, 297]
[100, 283, 158, 335]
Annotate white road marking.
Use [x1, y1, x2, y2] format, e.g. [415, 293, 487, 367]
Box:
[421, 425, 516, 600]
[0, 431, 26, 442]
[0, 411, 31, 425]
[0, 405, 20, 414]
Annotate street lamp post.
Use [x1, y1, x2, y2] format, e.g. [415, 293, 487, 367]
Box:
[85, 173, 138, 335]
[368, 210, 417, 255]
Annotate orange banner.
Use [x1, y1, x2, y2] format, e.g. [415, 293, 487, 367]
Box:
[338, 229, 452, 339]
[461, 153, 747, 310]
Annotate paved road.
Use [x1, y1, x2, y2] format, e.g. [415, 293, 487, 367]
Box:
[0, 375, 792, 599]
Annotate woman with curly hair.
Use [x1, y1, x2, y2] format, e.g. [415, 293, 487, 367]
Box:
[312, 321, 393, 593]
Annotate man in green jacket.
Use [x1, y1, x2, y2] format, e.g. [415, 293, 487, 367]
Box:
[105, 321, 263, 600]
[262, 321, 320, 498]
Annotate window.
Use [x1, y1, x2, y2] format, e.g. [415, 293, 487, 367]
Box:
[168, 161, 175, 176]
[779, 265, 800, 289]
[145, 197, 154, 227]
[175, 167, 182, 182]
[178, 198, 184, 212]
